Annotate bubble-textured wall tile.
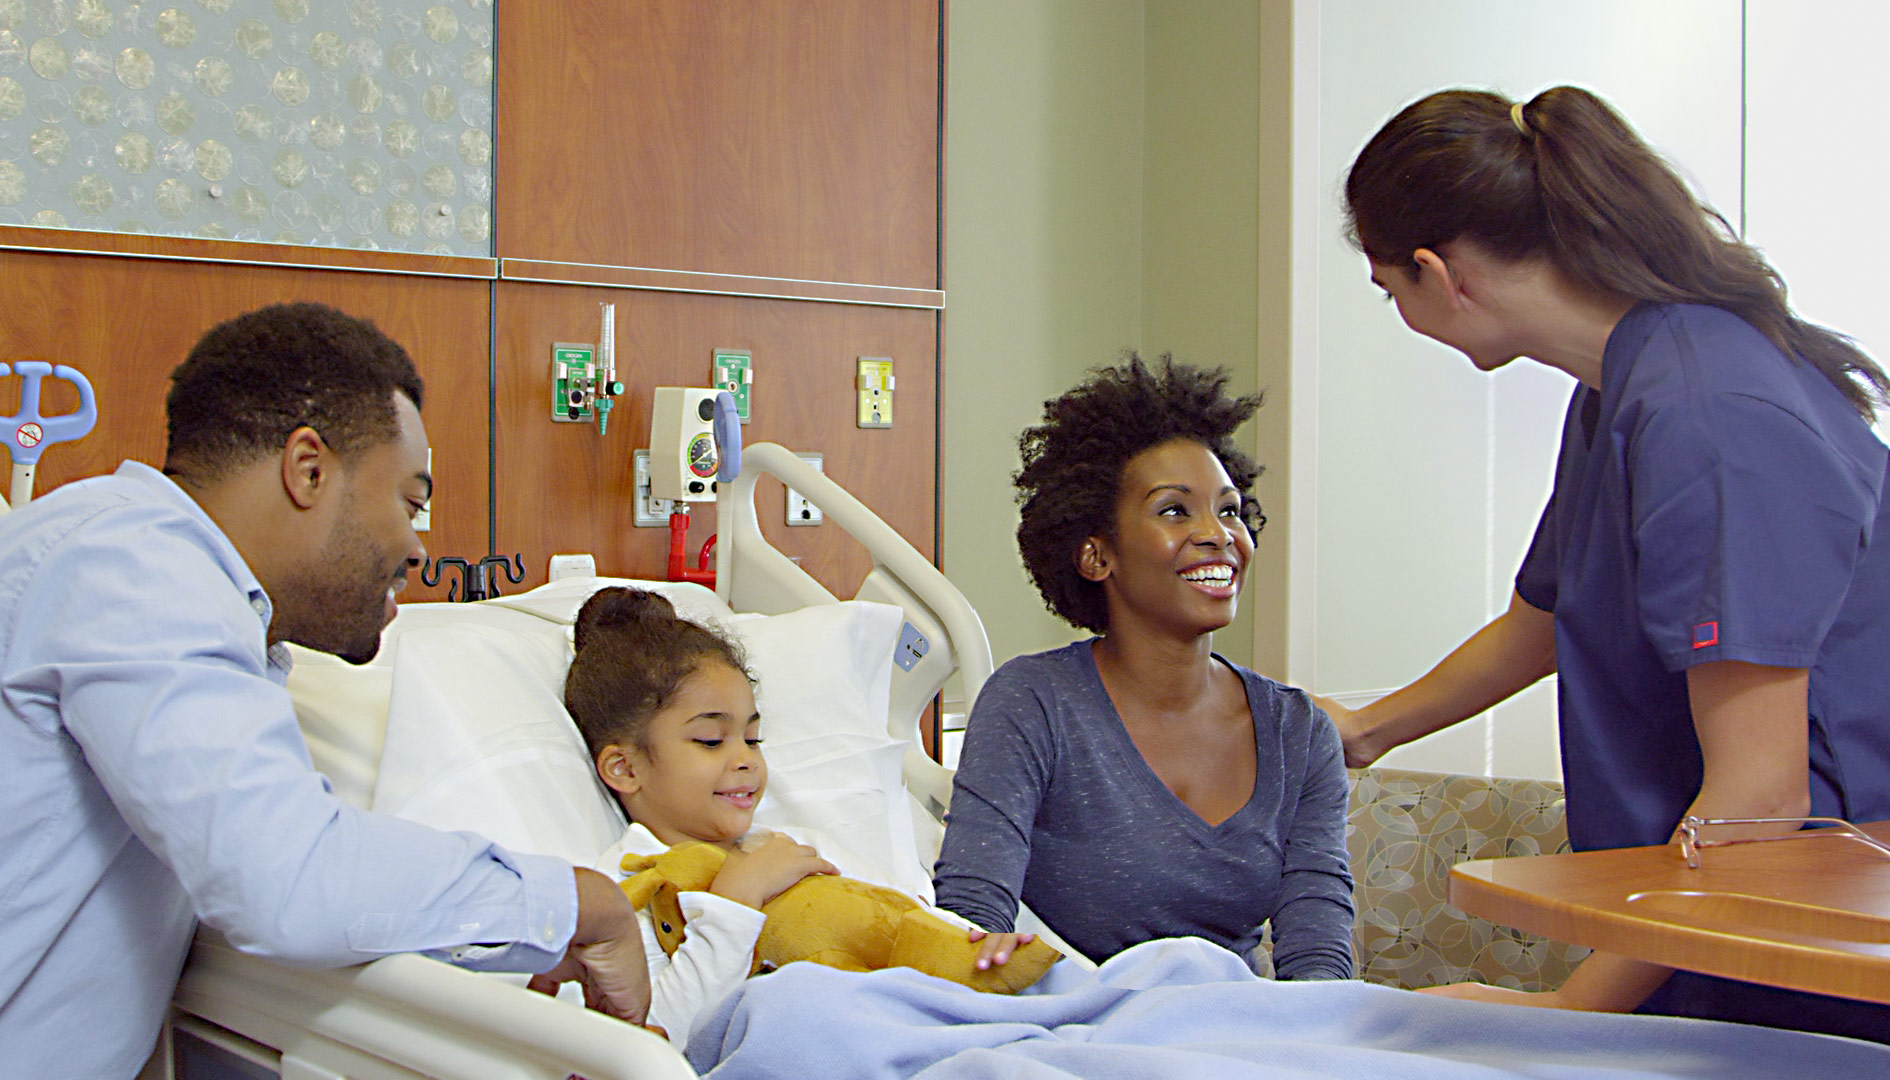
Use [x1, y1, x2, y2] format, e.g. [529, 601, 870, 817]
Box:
[0, 0, 494, 255]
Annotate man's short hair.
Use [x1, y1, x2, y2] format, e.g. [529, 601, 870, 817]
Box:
[164, 302, 425, 483]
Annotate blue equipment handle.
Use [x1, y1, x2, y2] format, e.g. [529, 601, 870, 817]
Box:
[0, 362, 98, 465]
[712, 389, 741, 481]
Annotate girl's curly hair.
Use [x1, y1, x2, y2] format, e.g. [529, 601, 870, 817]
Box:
[563, 587, 751, 758]
[1015, 353, 1264, 634]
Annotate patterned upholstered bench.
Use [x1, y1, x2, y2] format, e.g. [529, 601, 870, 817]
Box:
[1344, 766, 1589, 991]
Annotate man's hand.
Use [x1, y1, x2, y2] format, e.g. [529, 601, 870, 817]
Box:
[526, 867, 652, 1024]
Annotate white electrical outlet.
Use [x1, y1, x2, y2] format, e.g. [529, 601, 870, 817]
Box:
[785, 452, 824, 526]
[413, 448, 432, 532]
[548, 553, 596, 581]
[633, 450, 678, 527]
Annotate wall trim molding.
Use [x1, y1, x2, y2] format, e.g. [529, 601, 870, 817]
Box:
[498, 259, 946, 310]
[0, 227, 499, 280]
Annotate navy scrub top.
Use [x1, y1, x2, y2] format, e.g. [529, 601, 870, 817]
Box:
[1516, 301, 1890, 1039]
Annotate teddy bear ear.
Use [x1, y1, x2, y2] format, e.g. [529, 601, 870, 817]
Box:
[618, 857, 664, 909]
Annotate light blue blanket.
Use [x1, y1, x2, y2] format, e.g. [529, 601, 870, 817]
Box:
[686, 938, 1890, 1078]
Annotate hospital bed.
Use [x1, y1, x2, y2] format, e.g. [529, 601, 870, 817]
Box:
[158, 443, 990, 1079]
[150, 444, 1890, 1079]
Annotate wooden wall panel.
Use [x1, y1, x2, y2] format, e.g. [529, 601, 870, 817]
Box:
[494, 281, 936, 597]
[497, 0, 941, 289]
[0, 250, 490, 603]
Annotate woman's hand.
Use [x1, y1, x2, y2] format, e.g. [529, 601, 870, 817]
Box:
[1311, 694, 1381, 768]
[709, 833, 838, 910]
[966, 928, 1036, 971]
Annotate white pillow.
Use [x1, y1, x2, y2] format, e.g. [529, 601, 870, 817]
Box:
[290, 578, 730, 808]
[352, 582, 927, 898]
[733, 603, 930, 901]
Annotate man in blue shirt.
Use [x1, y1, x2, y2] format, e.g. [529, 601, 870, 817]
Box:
[0, 303, 649, 1077]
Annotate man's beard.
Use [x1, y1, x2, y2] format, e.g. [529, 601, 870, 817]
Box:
[274, 494, 401, 664]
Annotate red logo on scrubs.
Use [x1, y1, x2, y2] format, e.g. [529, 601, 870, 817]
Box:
[1692, 622, 1720, 649]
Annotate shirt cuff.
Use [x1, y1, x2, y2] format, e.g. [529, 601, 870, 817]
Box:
[679, 890, 769, 937]
[432, 850, 578, 974]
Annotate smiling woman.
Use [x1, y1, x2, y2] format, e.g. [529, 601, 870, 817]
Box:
[932, 355, 1355, 980]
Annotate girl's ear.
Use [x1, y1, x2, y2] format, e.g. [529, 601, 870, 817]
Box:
[1077, 537, 1111, 583]
[596, 744, 641, 797]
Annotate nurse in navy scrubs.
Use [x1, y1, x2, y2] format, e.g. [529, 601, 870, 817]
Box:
[1322, 85, 1890, 1041]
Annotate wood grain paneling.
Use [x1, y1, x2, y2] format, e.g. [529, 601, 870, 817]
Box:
[0, 252, 490, 603]
[497, 0, 941, 289]
[494, 281, 936, 598]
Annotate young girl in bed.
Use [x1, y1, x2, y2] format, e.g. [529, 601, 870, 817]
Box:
[561, 585, 839, 1043]
[563, 586, 1038, 1044]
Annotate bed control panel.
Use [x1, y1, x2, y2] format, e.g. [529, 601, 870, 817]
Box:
[895, 621, 929, 672]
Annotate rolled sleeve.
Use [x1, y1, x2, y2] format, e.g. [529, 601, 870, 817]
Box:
[1631, 394, 1873, 672]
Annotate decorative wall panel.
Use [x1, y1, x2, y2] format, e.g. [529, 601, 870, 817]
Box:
[0, 0, 493, 254]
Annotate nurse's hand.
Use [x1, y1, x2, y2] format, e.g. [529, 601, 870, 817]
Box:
[528, 867, 653, 1024]
[1311, 694, 1381, 768]
[1417, 982, 1569, 1009]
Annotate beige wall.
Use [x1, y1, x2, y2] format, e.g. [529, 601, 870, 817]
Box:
[941, 0, 1147, 668]
[943, 0, 1273, 676]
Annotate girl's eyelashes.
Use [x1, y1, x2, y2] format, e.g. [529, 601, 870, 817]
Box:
[694, 738, 723, 749]
[745, 738, 764, 748]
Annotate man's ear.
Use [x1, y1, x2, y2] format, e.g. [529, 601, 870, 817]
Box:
[1076, 537, 1111, 583]
[597, 744, 642, 797]
[280, 426, 331, 511]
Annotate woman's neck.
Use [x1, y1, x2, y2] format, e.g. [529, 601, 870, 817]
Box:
[1495, 264, 1638, 390]
[1090, 621, 1221, 719]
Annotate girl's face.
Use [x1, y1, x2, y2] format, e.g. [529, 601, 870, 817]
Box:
[1083, 438, 1253, 639]
[604, 660, 766, 849]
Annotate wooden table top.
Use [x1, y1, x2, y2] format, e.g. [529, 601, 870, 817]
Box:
[1450, 821, 1890, 1005]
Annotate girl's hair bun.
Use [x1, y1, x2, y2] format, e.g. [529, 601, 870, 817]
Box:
[573, 586, 676, 652]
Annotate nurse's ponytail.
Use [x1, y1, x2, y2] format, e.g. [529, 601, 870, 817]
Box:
[1344, 86, 1890, 419]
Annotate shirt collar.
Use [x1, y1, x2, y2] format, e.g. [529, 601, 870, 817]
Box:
[112, 461, 288, 672]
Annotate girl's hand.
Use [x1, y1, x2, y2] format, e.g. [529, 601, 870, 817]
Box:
[709, 833, 837, 909]
[967, 928, 1036, 971]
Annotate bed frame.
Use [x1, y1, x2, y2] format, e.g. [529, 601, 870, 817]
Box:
[156, 443, 991, 1080]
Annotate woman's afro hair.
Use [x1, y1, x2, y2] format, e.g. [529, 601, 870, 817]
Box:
[1014, 353, 1263, 634]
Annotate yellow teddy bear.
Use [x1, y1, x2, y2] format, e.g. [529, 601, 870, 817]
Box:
[619, 841, 1061, 994]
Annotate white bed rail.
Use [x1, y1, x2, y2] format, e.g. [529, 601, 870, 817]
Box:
[173, 934, 692, 1080]
[716, 442, 992, 819]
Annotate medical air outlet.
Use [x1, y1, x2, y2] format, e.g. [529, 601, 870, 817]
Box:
[650, 387, 741, 585]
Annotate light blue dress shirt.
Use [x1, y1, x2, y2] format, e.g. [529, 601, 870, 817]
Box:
[0, 462, 580, 1078]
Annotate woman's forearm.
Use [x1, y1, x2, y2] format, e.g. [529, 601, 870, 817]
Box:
[1340, 590, 1557, 766]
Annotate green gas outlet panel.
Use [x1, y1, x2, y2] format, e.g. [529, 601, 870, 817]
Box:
[712, 349, 752, 422]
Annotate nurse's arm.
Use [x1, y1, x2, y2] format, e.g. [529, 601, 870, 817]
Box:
[1319, 589, 1556, 768]
[1442, 659, 1814, 1014]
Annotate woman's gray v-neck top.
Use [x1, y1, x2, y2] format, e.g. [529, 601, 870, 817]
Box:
[932, 640, 1354, 979]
